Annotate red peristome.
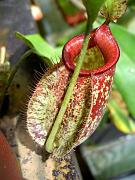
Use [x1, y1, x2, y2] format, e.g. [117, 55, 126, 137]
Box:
[62, 24, 120, 76]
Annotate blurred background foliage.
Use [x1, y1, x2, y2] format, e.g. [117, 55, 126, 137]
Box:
[1, 0, 135, 179]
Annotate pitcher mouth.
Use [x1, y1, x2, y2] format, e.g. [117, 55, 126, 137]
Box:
[62, 24, 120, 76]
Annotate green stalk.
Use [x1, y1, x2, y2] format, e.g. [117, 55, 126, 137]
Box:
[45, 23, 92, 153]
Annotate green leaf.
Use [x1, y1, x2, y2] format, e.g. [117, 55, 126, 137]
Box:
[16, 32, 62, 66]
[57, 0, 79, 15]
[108, 99, 135, 133]
[82, 0, 106, 28]
[109, 23, 135, 117]
[114, 50, 135, 117]
[110, 23, 135, 63]
[81, 135, 135, 179]
[57, 22, 87, 46]
[128, 0, 135, 6]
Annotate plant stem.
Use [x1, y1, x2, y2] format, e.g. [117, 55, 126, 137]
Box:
[45, 25, 92, 153]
